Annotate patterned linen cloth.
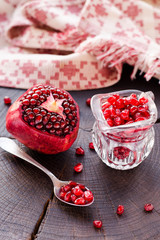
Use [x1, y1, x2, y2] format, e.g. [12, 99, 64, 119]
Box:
[0, 0, 160, 90]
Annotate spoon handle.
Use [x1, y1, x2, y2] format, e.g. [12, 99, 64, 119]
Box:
[0, 137, 59, 185]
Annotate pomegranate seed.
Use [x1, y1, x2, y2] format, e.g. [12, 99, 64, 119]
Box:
[130, 93, 137, 99]
[144, 203, 154, 212]
[59, 191, 66, 200]
[43, 116, 49, 125]
[30, 98, 37, 105]
[114, 147, 130, 159]
[107, 118, 114, 127]
[89, 142, 94, 150]
[114, 116, 121, 126]
[86, 98, 91, 106]
[39, 95, 45, 101]
[64, 191, 71, 202]
[102, 101, 111, 111]
[35, 90, 41, 95]
[93, 220, 102, 229]
[113, 94, 120, 100]
[53, 122, 60, 129]
[115, 109, 121, 116]
[120, 109, 129, 120]
[28, 113, 35, 120]
[50, 115, 57, 122]
[103, 109, 111, 119]
[78, 184, 86, 191]
[33, 107, 40, 114]
[70, 120, 76, 127]
[41, 109, 47, 116]
[46, 122, 53, 129]
[74, 197, 85, 205]
[74, 163, 83, 173]
[117, 205, 124, 215]
[143, 104, 149, 110]
[71, 194, 77, 203]
[129, 98, 139, 106]
[116, 98, 125, 109]
[63, 101, 69, 108]
[70, 104, 76, 111]
[133, 112, 142, 119]
[83, 190, 94, 202]
[26, 94, 32, 100]
[4, 96, 11, 104]
[110, 108, 116, 118]
[35, 114, 42, 124]
[108, 96, 116, 104]
[130, 106, 138, 115]
[72, 186, 83, 197]
[68, 181, 77, 187]
[142, 110, 150, 118]
[22, 99, 30, 106]
[68, 113, 73, 120]
[63, 184, 71, 192]
[123, 98, 129, 106]
[125, 120, 134, 125]
[64, 126, 70, 134]
[64, 108, 70, 114]
[139, 97, 148, 105]
[135, 117, 146, 122]
[138, 106, 147, 114]
[25, 108, 32, 114]
[36, 123, 43, 129]
[32, 93, 39, 99]
[76, 147, 85, 155]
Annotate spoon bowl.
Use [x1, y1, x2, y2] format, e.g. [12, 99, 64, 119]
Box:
[0, 137, 94, 207]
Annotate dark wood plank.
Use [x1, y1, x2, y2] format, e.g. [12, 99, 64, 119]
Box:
[36, 124, 160, 240]
[0, 142, 53, 240]
[0, 63, 160, 239]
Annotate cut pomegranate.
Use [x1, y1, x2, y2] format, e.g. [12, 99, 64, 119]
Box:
[4, 96, 11, 105]
[76, 147, 85, 155]
[101, 93, 150, 127]
[74, 163, 83, 172]
[86, 98, 91, 106]
[93, 220, 102, 229]
[59, 181, 94, 205]
[144, 203, 154, 212]
[6, 84, 79, 154]
[89, 142, 94, 150]
[116, 205, 124, 215]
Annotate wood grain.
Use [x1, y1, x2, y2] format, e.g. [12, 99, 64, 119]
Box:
[0, 64, 160, 239]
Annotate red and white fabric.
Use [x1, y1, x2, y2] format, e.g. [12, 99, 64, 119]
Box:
[0, 0, 160, 90]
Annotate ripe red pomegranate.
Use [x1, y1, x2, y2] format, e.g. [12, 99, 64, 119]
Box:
[6, 84, 79, 154]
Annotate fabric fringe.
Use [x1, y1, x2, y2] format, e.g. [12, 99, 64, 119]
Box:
[76, 38, 160, 82]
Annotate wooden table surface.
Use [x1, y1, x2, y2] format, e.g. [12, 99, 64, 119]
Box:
[0, 64, 160, 240]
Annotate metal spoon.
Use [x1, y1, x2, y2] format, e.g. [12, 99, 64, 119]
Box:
[0, 137, 94, 207]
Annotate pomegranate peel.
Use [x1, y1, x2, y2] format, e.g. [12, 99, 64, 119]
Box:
[6, 84, 79, 154]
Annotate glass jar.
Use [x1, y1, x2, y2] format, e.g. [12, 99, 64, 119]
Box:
[91, 90, 157, 170]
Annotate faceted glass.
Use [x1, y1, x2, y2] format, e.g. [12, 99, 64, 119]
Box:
[91, 90, 157, 170]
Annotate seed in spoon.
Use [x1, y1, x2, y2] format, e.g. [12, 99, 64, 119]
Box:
[59, 181, 94, 205]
